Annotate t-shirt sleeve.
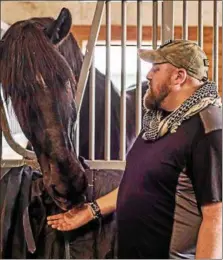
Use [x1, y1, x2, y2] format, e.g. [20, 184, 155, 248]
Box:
[192, 129, 222, 207]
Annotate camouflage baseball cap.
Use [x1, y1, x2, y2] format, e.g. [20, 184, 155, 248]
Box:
[138, 39, 209, 82]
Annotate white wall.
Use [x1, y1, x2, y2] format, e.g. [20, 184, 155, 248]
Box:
[1, 1, 222, 26]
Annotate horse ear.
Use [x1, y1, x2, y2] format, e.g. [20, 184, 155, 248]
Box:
[45, 8, 72, 45]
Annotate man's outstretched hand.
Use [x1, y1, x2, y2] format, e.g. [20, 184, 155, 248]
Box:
[47, 204, 94, 231]
[48, 188, 119, 231]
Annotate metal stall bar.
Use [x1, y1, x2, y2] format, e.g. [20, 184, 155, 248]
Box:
[0, 110, 2, 169]
[104, 0, 111, 160]
[0, 86, 3, 168]
[213, 0, 219, 84]
[89, 53, 96, 160]
[120, 0, 127, 161]
[152, 0, 158, 50]
[0, 93, 36, 160]
[198, 0, 203, 48]
[74, 1, 105, 155]
[182, 0, 188, 40]
[75, 1, 105, 120]
[162, 0, 174, 44]
[87, 159, 125, 170]
[75, 115, 80, 156]
[136, 0, 142, 136]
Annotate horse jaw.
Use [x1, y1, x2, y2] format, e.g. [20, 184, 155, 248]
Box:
[38, 152, 87, 211]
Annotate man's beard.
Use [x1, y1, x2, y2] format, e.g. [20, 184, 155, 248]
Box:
[143, 83, 170, 110]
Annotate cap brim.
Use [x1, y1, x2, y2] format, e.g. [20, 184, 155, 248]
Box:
[138, 49, 167, 64]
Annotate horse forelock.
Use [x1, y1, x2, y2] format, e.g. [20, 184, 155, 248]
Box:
[0, 18, 77, 131]
[27, 17, 83, 83]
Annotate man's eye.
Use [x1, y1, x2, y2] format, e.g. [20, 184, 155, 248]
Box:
[153, 67, 159, 72]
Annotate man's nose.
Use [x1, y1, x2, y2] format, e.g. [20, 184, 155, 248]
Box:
[146, 70, 152, 81]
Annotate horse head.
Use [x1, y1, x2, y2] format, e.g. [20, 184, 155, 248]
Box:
[31, 16, 123, 160]
[0, 8, 88, 211]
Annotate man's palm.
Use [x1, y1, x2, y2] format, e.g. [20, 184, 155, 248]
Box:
[47, 204, 93, 231]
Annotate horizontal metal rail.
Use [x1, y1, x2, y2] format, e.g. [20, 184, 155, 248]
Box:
[1, 158, 126, 171]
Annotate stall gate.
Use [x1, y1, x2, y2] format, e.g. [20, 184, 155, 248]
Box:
[0, 0, 221, 171]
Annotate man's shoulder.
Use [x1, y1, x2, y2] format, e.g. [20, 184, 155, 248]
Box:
[198, 105, 222, 134]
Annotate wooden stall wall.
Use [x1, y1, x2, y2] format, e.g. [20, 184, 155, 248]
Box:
[71, 25, 222, 96]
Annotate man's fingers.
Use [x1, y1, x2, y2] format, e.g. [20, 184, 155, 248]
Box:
[51, 224, 60, 229]
[49, 222, 79, 231]
[47, 213, 64, 221]
[57, 224, 74, 231]
[47, 208, 77, 221]
[50, 223, 67, 229]
[47, 219, 66, 225]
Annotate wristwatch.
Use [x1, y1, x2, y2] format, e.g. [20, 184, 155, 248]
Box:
[88, 201, 102, 220]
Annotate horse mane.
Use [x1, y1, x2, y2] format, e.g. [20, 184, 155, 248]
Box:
[30, 17, 83, 83]
[58, 33, 83, 82]
[0, 19, 77, 129]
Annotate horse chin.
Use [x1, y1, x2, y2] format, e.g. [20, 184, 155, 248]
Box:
[38, 156, 69, 210]
[49, 185, 86, 211]
[41, 159, 86, 211]
[48, 185, 73, 211]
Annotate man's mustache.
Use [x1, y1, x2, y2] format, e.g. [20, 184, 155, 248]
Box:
[147, 80, 152, 89]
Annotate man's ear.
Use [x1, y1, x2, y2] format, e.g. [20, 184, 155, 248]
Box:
[175, 68, 187, 85]
[45, 8, 72, 45]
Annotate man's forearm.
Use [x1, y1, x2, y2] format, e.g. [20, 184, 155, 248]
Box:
[96, 187, 119, 216]
[196, 207, 222, 259]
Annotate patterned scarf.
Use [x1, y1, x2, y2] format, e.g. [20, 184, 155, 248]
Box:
[142, 81, 222, 141]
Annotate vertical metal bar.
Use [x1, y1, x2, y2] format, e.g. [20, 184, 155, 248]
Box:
[136, 0, 142, 136]
[162, 0, 174, 44]
[1, 86, 4, 170]
[152, 0, 158, 50]
[182, 0, 188, 40]
[104, 0, 111, 160]
[213, 0, 219, 84]
[75, 114, 80, 156]
[1, 85, 3, 169]
[0, 115, 2, 170]
[120, 0, 127, 161]
[89, 53, 95, 160]
[198, 0, 203, 48]
[75, 1, 105, 123]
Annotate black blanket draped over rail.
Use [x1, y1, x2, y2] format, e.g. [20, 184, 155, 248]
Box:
[0, 160, 123, 259]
